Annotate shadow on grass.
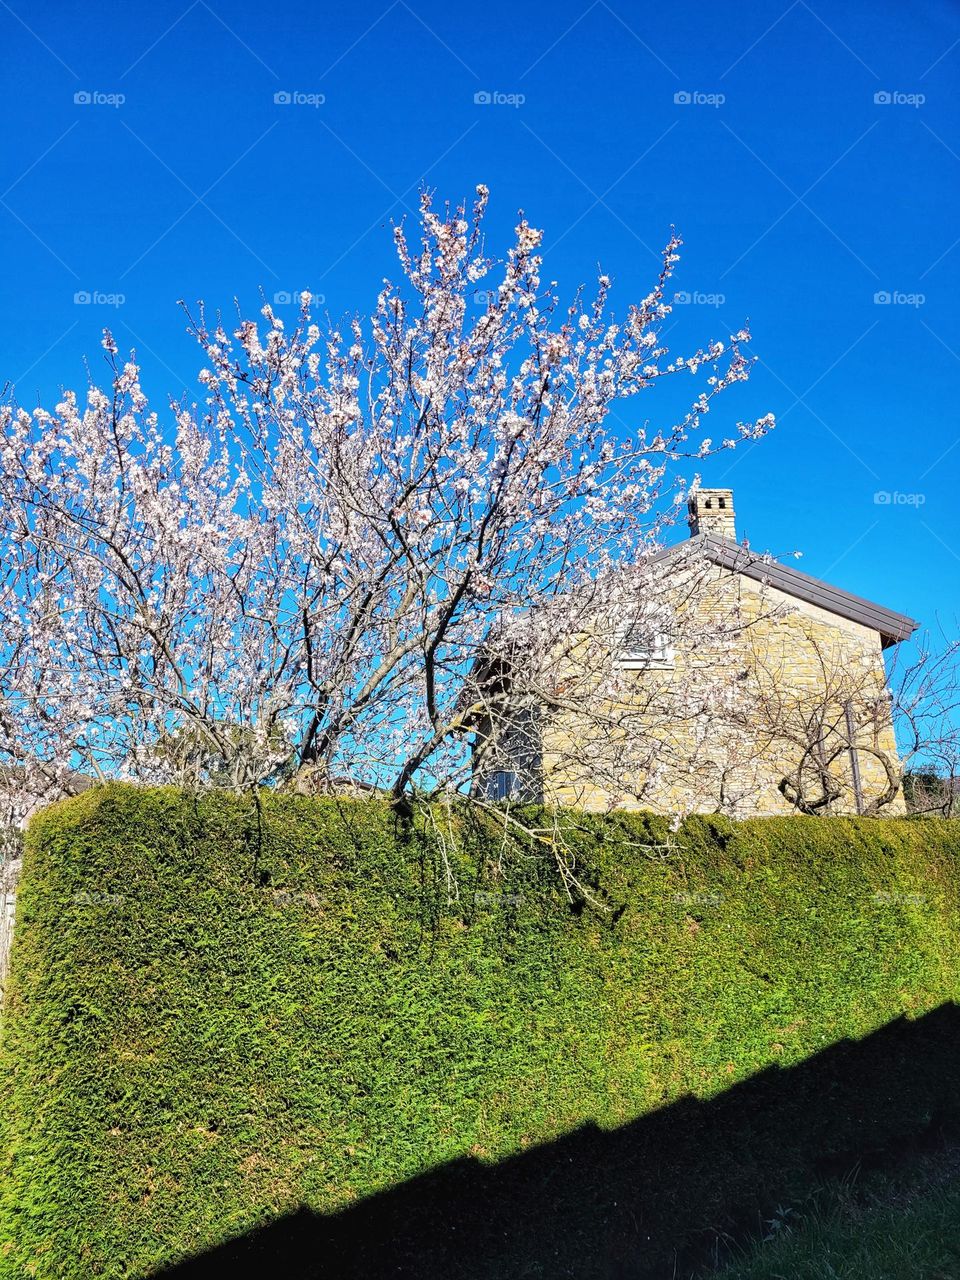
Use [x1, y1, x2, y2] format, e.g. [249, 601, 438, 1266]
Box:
[154, 1003, 960, 1279]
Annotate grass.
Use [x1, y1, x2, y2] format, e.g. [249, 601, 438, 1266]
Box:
[713, 1150, 960, 1279]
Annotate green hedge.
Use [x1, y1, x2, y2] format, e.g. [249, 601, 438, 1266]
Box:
[1, 785, 960, 1276]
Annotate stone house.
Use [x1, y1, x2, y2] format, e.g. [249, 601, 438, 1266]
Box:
[475, 490, 918, 818]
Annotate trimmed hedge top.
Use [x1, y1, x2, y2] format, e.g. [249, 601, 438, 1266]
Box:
[2, 785, 959, 1277]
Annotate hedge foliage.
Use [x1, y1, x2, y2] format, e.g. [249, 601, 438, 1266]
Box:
[1, 785, 960, 1276]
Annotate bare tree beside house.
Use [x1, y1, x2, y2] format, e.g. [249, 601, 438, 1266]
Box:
[888, 632, 960, 815]
[739, 635, 900, 816]
[742, 629, 960, 817]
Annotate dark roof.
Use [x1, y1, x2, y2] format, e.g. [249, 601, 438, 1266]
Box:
[653, 535, 919, 648]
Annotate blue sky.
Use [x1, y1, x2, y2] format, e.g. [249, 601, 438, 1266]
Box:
[1, 0, 957, 638]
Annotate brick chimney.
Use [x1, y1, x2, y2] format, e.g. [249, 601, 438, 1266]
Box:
[687, 488, 736, 541]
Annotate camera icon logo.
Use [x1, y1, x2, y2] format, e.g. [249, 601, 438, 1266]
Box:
[274, 91, 292, 105]
[674, 91, 691, 104]
[474, 90, 492, 105]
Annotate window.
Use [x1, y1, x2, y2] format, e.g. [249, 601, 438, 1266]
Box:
[618, 618, 674, 669]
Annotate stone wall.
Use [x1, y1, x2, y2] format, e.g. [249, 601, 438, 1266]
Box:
[0, 852, 20, 997]
[539, 562, 905, 818]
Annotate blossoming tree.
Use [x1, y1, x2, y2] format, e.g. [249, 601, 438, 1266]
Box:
[0, 187, 773, 836]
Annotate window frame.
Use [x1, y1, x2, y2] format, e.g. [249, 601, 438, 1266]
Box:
[617, 616, 676, 670]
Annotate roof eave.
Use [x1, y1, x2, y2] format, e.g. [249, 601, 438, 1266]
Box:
[650, 535, 920, 646]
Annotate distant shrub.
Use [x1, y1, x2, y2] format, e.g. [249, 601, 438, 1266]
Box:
[904, 767, 960, 817]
